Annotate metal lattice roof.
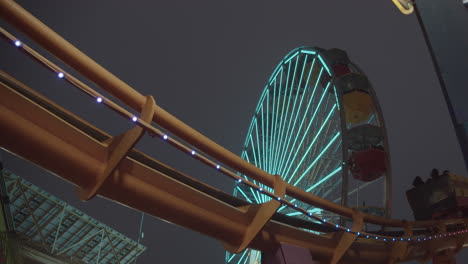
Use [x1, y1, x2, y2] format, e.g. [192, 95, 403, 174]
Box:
[1, 170, 146, 264]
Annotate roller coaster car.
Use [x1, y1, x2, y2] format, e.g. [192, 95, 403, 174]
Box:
[348, 148, 387, 182]
[406, 173, 468, 220]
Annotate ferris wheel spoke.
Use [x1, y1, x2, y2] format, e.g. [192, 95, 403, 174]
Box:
[368, 113, 375, 124]
[284, 100, 335, 183]
[249, 133, 260, 169]
[308, 155, 333, 190]
[271, 67, 285, 174]
[276, 56, 306, 174]
[260, 105, 267, 172]
[286, 207, 322, 217]
[264, 94, 271, 173]
[276, 58, 295, 173]
[287, 98, 335, 183]
[306, 102, 338, 185]
[306, 166, 342, 193]
[253, 120, 263, 169]
[276, 58, 317, 175]
[269, 82, 276, 174]
[255, 251, 261, 262]
[275, 56, 300, 174]
[320, 177, 343, 200]
[279, 70, 326, 179]
[316, 153, 342, 186]
[277, 165, 342, 213]
[317, 54, 332, 75]
[332, 177, 383, 204]
[244, 118, 256, 150]
[274, 60, 311, 175]
[235, 250, 248, 264]
[227, 253, 236, 263]
[242, 152, 264, 203]
[272, 62, 291, 175]
[332, 85, 341, 111]
[271, 72, 283, 174]
[318, 140, 348, 203]
[236, 186, 253, 203]
[293, 132, 341, 186]
[296, 55, 309, 91]
[314, 159, 336, 191]
[307, 117, 333, 184]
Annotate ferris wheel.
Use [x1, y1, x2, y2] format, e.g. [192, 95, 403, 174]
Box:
[226, 47, 392, 264]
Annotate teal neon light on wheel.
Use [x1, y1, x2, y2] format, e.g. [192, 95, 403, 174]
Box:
[226, 47, 392, 264]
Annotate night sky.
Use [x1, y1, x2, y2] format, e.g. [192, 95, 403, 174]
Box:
[1, 0, 468, 263]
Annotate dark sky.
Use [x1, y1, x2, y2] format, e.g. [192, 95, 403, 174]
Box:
[1, 0, 468, 263]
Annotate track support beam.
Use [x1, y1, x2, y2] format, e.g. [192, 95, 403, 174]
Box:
[77, 96, 155, 201]
[388, 222, 412, 263]
[224, 175, 286, 253]
[330, 210, 363, 264]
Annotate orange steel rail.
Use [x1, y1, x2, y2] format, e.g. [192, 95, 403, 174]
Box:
[0, 0, 467, 262]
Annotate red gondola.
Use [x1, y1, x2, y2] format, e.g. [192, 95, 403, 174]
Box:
[348, 148, 387, 182]
[332, 63, 351, 77]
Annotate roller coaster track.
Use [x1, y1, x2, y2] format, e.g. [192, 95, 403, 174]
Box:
[0, 0, 467, 263]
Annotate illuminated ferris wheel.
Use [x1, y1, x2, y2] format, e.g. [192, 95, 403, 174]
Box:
[226, 47, 392, 264]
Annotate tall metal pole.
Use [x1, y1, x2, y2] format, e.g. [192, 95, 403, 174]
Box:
[134, 212, 144, 264]
[413, 0, 468, 173]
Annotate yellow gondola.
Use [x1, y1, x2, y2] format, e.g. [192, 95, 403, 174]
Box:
[343, 90, 373, 124]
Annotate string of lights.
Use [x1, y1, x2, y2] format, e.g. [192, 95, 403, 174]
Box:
[2, 27, 467, 244]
